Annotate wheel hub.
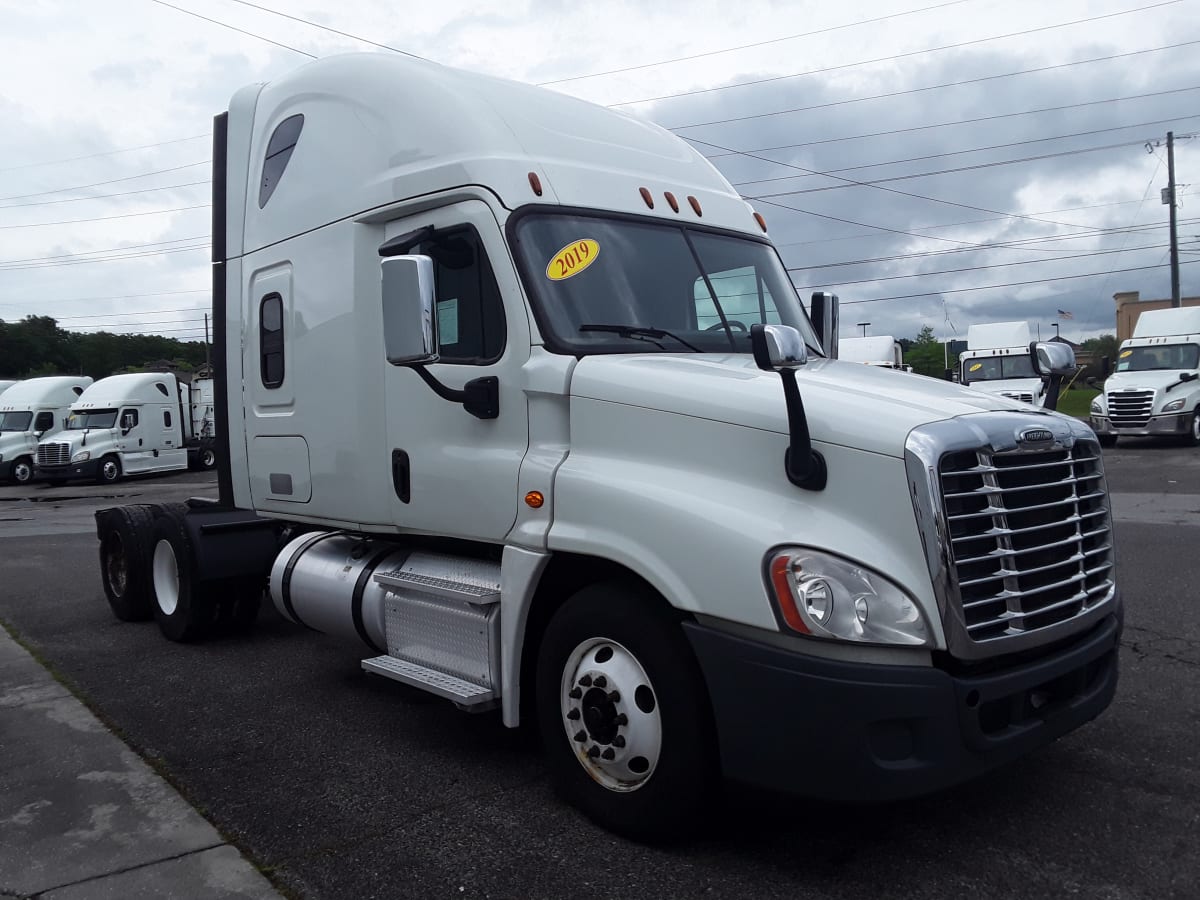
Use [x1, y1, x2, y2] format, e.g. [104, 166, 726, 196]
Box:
[581, 687, 619, 744]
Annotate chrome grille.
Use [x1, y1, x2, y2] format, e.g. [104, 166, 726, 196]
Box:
[1000, 391, 1035, 404]
[938, 442, 1114, 643]
[1108, 390, 1154, 427]
[37, 442, 71, 466]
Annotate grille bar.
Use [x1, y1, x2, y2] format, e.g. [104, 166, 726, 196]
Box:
[1109, 390, 1154, 427]
[946, 490, 1106, 523]
[36, 442, 71, 466]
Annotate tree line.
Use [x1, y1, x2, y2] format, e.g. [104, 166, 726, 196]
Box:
[0, 316, 209, 379]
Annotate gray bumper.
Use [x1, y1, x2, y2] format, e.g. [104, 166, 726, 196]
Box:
[1091, 413, 1190, 437]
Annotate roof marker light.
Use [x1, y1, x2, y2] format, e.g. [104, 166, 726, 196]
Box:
[687, 195, 702, 216]
[528, 172, 543, 196]
[664, 192, 679, 213]
[639, 187, 655, 209]
[753, 212, 767, 232]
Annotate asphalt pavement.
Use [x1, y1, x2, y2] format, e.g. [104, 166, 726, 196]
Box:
[0, 442, 1198, 899]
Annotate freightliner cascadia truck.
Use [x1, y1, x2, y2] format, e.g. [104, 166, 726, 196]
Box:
[93, 54, 1120, 840]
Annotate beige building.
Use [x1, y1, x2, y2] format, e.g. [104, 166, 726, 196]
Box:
[1114, 291, 1200, 342]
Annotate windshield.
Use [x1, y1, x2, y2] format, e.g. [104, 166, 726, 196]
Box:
[67, 409, 118, 430]
[1115, 344, 1200, 372]
[511, 213, 821, 354]
[962, 354, 1037, 382]
[0, 411, 33, 432]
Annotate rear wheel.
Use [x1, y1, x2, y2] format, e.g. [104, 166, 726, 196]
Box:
[98, 504, 157, 621]
[12, 456, 33, 484]
[151, 508, 217, 642]
[536, 581, 718, 841]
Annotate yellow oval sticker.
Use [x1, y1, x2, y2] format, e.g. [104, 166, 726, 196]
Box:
[969, 363, 983, 372]
[1119, 349, 1132, 358]
[546, 239, 599, 281]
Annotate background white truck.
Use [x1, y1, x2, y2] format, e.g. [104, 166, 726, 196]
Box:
[958, 321, 1051, 406]
[91, 53, 1118, 840]
[1090, 307, 1200, 447]
[838, 335, 910, 370]
[0, 376, 92, 484]
[36, 372, 217, 484]
[0, 380, 17, 396]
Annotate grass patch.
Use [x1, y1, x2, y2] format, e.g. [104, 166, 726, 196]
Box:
[1057, 386, 1099, 419]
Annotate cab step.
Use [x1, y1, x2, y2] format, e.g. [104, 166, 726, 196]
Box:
[362, 655, 497, 707]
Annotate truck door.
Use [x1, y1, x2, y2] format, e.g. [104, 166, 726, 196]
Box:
[116, 408, 139, 452]
[383, 200, 530, 543]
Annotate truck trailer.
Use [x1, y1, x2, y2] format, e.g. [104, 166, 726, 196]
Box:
[0, 376, 92, 484]
[36, 372, 214, 484]
[838, 335, 909, 370]
[93, 53, 1119, 840]
[1090, 307, 1200, 447]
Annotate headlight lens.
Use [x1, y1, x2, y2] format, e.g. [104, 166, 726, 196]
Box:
[767, 549, 931, 646]
[71, 450, 91, 463]
[1163, 398, 1185, 412]
[1090, 397, 1104, 414]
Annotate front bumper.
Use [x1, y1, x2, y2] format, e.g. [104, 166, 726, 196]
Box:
[35, 458, 101, 482]
[684, 612, 1120, 803]
[1091, 413, 1190, 437]
[0, 459, 15, 480]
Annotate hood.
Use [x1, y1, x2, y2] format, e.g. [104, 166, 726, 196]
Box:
[39, 429, 115, 451]
[1105, 370, 1197, 393]
[0, 431, 32, 452]
[965, 377, 1045, 398]
[570, 354, 1044, 457]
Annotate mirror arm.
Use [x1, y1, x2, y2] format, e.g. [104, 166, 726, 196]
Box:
[778, 369, 827, 491]
[410, 365, 499, 420]
[1042, 374, 1063, 412]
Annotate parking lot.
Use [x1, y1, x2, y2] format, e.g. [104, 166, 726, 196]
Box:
[1, 441, 1198, 900]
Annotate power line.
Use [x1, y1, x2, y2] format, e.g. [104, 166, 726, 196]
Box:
[0, 290, 207, 311]
[0, 161, 208, 203]
[0, 244, 208, 272]
[0, 205, 210, 231]
[0, 235, 208, 266]
[223, 0, 427, 59]
[0, 181, 210, 209]
[666, 40, 1200, 131]
[840, 259, 1200, 305]
[147, 0, 316, 58]
[60, 317, 206, 329]
[0, 134, 210, 175]
[614, 1, 1182, 107]
[538, 0, 974, 86]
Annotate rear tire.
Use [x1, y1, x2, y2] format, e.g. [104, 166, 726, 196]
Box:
[12, 456, 34, 485]
[536, 581, 719, 842]
[150, 507, 217, 642]
[98, 504, 157, 621]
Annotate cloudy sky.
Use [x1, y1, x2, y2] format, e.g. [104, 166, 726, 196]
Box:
[1, 0, 1197, 348]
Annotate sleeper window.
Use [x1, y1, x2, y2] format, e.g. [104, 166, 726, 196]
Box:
[260, 293, 285, 388]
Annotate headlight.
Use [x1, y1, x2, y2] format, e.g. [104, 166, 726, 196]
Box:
[767, 549, 931, 646]
[1090, 397, 1104, 414]
[1163, 398, 1185, 412]
[71, 450, 91, 463]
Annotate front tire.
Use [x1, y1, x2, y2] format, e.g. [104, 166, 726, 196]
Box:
[1187, 408, 1200, 447]
[536, 581, 718, 841]
[12, 456, 34, 485]
[97, 455, 121, 485]
[199, 447, 217, 470]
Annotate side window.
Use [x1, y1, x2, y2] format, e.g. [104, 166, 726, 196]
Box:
[121, 409, 139, 430]
[261, 293, 285, 388]
[164, 410, 172, 428]
[414, 227, 506, 364]
[33, 411, 53, 432]
[259, 114, 304, 208]
[694, 266, 780, 330]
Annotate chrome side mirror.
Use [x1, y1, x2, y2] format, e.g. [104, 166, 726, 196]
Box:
[1030, 341, 1075, 376]
[750, 324, 825, 491]
[750, 324, 808, 371]
[381, 255, 438, 366]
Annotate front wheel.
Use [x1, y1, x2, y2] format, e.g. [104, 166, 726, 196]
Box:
[199, 447, 217, 470]
[97, 455, 121, 484]
[11, 456, 33, 484]
[536, 581, 718, 841]
[1187, 408, 1200, 447]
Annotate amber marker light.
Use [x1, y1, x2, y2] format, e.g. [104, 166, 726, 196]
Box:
[639, 187, 655, 209]
[665, 191, 679, 212]
[687, 195, 702, 216]
[753, 212, 767, 232]
[525, 491, 545, 509]
[528, 172, 543, 196]
[770, 554, 810, 634]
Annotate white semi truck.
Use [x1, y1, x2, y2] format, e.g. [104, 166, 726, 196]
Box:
[0, 376, 92, 484]
[1090, 307, 1200, 447]
[958, 321, 1052, 406]
[92, 54, 1119, 840]
[838, 335, 910, 370]
[36, 372, 216, 484]
[0, 380, 18, 396]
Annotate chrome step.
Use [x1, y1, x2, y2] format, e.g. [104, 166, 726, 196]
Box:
[372, 552, 500, 605]
[362, 656, 497, 706]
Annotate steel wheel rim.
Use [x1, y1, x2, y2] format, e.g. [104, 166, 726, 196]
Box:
[102, 460, 118, 481]
[104, 533, 128, 597]
[152, 539, 180, 616]
[201, 449, 215, 468]
[1193, 410, 1200, 441]
[559, 637, 662, 793]
[13, 460, 31, 483]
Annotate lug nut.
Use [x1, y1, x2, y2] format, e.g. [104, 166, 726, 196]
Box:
[614, 713, 628, 726]
[601, 748, 616, 760]
[613, 735, 626, 748]
[569, 687, 582, 700]
[594, 676, 607, 688]
[567, 708, 580, 721]
[587, 745, 601, 759]
[580, 675, 593, 687]
[607, 691, 620, 703]
[574, 730, 587, 743]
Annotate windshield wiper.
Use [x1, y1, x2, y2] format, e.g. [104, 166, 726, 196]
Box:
[579, 324, 702, 352]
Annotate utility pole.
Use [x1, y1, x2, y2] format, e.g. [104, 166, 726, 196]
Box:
[857, 322, 870, 337]
[1166, 131, 1181, 307]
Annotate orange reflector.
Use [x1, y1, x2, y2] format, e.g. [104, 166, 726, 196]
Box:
[687, 195, 702, 216]
[528, 172, 543, 196]
[770, 555, 810, 634]
[525, 491, 545, 509]
[753, 212, 767, 232]
[665, 191, 679, 212]
[639, 187, 655, 209]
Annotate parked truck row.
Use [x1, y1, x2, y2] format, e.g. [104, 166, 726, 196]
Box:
[0, 371, 218, 484]
[89, 53, 1118, 841]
